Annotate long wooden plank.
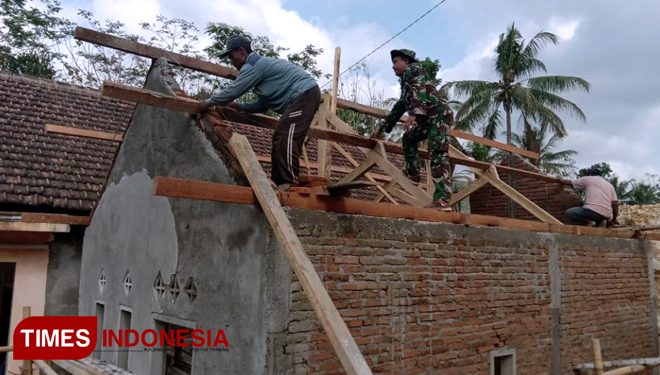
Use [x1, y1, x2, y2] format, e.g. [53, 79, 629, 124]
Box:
[0, 212, 91, 226]
[103, 82, 561, 183]
[45, 124, 123, 142]
[152, 177, 644, 240]
[0, 222, 70, 233]
[75, 27, 238, 80]
[227, 135, 372, 375]
[76, 28, 535, 160]
[335, 98, 540, 160]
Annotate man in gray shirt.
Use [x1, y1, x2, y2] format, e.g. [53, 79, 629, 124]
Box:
[197, 36, 321, 187]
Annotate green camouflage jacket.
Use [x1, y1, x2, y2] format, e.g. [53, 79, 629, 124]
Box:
[382, 62, 445, 132]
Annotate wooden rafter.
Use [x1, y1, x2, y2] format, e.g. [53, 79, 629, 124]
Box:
[77, 29, 538, 160]
[75, 27, 239, 79]
[227, 134, 372, 375]
[100, 81, 561, 183]
[332, 143, 398, 204]
[335, 98, 540, 160]
[152, 176, 660, 241]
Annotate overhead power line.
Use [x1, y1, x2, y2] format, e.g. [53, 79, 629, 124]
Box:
[320, 0, 450, 89]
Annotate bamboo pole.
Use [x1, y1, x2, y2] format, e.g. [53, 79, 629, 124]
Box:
[593, 338, 604, 375]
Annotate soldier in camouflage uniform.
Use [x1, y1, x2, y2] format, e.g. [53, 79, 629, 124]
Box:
[371, 49, 454, 210]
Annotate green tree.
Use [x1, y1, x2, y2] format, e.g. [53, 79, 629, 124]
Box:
[0, 0, 72, 78]
[578, 162, 613, 178]
[510, 119, 578, 177]
[60, 10, 151, 87]
[204, 22, 326, 79]
[444, 23, 590, 143]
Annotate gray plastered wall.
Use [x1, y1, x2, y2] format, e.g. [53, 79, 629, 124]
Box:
[79, 60, 291, 375]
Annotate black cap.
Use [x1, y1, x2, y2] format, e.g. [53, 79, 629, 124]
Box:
[219, 35, 252, 57]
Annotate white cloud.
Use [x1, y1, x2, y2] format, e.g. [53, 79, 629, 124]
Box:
[549, 19, 580, 41]
[440, 37, 498, 83]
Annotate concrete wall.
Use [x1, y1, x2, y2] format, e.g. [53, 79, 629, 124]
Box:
[1, 246, 49, 375]
[285, 210, 658, 375]
[80, 60, 290, 375]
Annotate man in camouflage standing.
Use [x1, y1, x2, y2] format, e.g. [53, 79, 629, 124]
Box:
[371, 49, 454, 210]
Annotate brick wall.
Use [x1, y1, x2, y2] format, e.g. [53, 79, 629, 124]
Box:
[283, 210, 656, 375]
[470, 156, 583, 224]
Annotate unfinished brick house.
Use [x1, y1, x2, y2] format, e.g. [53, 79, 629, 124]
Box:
[2, 28, 659, 375]
[0, 72, 132, 374]
[69, 48, 659, 375]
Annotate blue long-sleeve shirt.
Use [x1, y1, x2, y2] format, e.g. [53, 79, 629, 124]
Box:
[207, 53, 317, 114]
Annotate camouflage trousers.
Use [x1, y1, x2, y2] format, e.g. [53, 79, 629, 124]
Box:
[402, 114, 451, 201]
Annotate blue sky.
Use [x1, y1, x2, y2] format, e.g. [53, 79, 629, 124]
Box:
[57, 0, 660, 182]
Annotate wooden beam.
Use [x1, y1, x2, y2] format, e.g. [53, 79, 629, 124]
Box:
[331, 47, 341, 113]
[101, 82, 561, 184]
[370, 143, 431, 206]
[153, 177, 645, 240]
[450, 129, 539, 159]
[374, 180, 397, 203]
[77, 27, 532, 161]
[449, 178, 488, 206]
[0, 212, 91, 226]
[0, 231, 53, 244]
[75, 27, 238, 80]
[337, 155, 377, 185]
[227, 135, 372, 375]
[332, 143, 398, 204]
[0, 222, 69, 233]
[317, 103, 334, 179]
[255, 154, 393, 183]
[45, 124, 123, 142]
[335, 98, 540, 159]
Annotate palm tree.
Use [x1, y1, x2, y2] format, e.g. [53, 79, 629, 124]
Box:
[509, 119, 578, 176]
[443, 23, 591, 144]
[627, 180, 660, 205]
[608, 175, 632, 204]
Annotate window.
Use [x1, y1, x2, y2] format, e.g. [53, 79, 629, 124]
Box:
[93, 303, 105, 359]
[491, 348, 516, 375]
[117, 308, 132, 369]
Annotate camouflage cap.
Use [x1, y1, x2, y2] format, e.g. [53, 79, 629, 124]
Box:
[390, 49, 418, 63]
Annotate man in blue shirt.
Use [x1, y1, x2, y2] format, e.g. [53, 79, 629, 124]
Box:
[197, 36, 321, 187]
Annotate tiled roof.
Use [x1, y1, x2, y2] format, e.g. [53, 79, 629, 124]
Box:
[0, 73, 135, 212]
[0, 72, 417, 213]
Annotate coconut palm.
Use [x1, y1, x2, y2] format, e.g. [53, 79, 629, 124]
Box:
[443, 23, 591, 144]
[509, 119, 578, 177]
